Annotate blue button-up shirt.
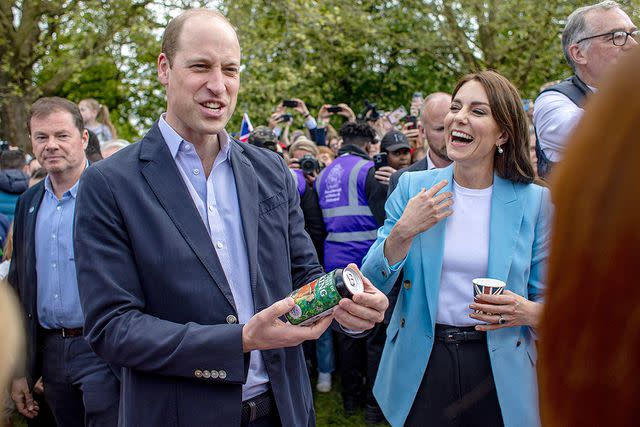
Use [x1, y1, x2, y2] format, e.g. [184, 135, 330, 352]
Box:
[36, 175, 84, 329]
[158, 116, 269, 401]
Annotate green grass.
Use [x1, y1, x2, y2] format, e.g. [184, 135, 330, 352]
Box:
[313, 376, 390, 427]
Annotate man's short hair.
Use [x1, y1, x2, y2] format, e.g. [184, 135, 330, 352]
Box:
[101, 139, 130, 152]
[28, 97, 84, 134]
[563, 1, 621, 71]
[0, 149, 26, 170]
[85, 130, 103, 163]
[339, 122, 376, 147]
[162, 8, 234, 66]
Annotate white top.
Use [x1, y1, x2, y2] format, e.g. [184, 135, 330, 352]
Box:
[436, 180, 492, 326]
[533, 84, 595, 162]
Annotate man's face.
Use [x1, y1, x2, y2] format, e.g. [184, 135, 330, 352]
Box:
[576, 8, 637, 85]
[386, 148, 411, 170]
[30, 110, 87, 177]
[421, 95, 450, 161]
[158, 15, 241, 143]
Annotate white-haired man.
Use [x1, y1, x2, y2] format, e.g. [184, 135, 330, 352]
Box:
[533, 0, 637, 177]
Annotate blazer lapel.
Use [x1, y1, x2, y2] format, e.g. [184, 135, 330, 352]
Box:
[139, 124, 237, 311]
[229, 141, 259, 298]
[27, 183, 46, 302]
[487, 174, 524, 287]
[420, 165, 454, 324]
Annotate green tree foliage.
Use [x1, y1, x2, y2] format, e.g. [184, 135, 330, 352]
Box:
[0, 0, 158, 150]
[225, 0, 639, 132]
[225, 0, 456, 132]
[1, 0, 638, 149]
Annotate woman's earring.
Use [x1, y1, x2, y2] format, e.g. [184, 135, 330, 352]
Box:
[497, 145, 504, 154]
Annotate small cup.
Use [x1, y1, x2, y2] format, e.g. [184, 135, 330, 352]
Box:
[472, 278, 506, 314]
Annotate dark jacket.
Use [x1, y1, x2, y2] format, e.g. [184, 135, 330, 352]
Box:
[8, 181, 46, 385]
[0, 169, 30, 220]
[74, 123, 323, 427]
[337, 144, 387, 226]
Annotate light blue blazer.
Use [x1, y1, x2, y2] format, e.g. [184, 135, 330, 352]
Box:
[361, 164, 552, 427]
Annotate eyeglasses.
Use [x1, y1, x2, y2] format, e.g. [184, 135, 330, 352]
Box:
[576, 30, 640, 47]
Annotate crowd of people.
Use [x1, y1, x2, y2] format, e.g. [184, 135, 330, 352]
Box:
[0, 1, 638, 427]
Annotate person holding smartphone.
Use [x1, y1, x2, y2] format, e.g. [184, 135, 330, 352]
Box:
[313, 121, 388, 420]
[374, 131, 412, 186]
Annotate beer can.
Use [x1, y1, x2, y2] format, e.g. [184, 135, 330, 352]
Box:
[285, 266, 364, 326]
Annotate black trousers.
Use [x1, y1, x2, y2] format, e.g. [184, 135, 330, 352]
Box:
[41, 333, 120, 427]
[335, 323, 387, 409]
[405, 327, 504, 427]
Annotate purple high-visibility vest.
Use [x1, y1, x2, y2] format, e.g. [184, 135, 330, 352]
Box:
[290, 168, 307, 198]
[315, 153, 377, 271]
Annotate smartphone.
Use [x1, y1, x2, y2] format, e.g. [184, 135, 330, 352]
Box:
[283, 99, 299, 108]
[277, 113, 293, 123]
[373, 152, 388, 170]
[405, 115, 418, 128]
[327, 105, 343, 113]
[387, 105, 408, 125]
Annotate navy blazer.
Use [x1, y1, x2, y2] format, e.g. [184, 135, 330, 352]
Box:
[9, 182, 46, 386]
[74, 123, 324, 426]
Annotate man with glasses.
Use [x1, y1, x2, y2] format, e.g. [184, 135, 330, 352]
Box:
[533, 1, 637, 177]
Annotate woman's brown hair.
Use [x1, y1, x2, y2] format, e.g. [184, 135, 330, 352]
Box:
[539, 48, 640, 426]
[451, 70, 535, 184]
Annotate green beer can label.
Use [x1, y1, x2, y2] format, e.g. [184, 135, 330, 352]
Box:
[286, 267, 363, 326]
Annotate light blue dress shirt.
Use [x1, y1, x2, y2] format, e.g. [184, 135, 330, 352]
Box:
[36, 175, 84, 329]
[158, 116, 269, 401]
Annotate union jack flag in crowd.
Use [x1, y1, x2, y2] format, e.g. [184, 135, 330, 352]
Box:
[238, 113, 253, 143]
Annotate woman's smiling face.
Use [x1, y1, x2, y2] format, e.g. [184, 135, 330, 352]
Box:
[444, 80, 506, 169]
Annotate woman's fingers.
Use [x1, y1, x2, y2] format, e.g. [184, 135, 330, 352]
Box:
[469, 302, 513, 315]
[427, 179, 448, 197]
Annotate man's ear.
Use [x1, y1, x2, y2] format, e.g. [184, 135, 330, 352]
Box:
[568, 43, 588, 66]
[158, 53, 170, 85]
[82, 129, 89, 150]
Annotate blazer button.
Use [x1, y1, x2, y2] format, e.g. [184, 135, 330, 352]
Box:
[219, 370, 227, 379]
[211, 370, 219, 379]
[381, 270, 387, 278]
[226, 315, 238, 324]
[202, 370, 211, 379]
[27, 313, 33, 320]
[194, 369, 203, 378]
[403, 280, 411, 290]
[400, 318, 405, 328]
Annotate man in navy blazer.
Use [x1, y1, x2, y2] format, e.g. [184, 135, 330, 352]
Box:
[73, 8, 388, 427]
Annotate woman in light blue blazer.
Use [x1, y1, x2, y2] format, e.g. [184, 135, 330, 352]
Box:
[362, 70, 551, 427]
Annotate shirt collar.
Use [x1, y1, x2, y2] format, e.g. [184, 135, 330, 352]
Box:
[43, 164, 85, 199]
[159, 114, 232, 161]
[426, 150, 437, 170]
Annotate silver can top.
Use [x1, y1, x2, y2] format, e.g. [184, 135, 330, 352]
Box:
[342, 266, 364, 296]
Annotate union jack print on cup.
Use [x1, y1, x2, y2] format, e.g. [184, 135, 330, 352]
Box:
[472, 278, 506, 314]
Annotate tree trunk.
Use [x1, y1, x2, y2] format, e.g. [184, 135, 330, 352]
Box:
[0, 95, 33, 153]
